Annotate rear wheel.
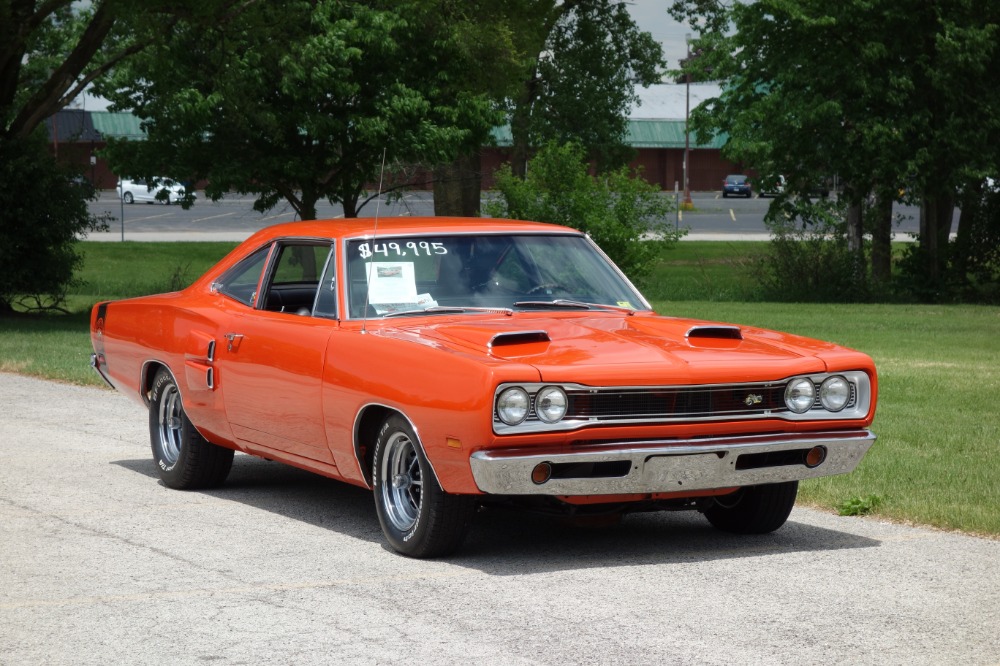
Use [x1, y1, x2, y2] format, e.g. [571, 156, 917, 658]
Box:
[148, 368, 233, 489]
[372, 415, 476, 558]
[704, 481, 798, 534]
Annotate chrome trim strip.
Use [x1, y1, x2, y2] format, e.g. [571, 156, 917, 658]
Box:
[470, 430, 876, 495]
[89, 353, 115, 389]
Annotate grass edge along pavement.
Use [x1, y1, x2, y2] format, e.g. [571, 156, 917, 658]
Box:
[1, 241, 997, 537]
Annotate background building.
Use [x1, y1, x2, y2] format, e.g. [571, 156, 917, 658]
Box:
[44, 84, 740, 194]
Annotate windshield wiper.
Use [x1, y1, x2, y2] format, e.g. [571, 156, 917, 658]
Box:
[381, 306, 513, 318]
[512, 299, 636, 315]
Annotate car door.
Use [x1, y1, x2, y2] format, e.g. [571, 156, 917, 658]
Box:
[214, 241, 339, 464]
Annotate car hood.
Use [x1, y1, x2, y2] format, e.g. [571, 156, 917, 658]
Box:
[387, 313, 849, 385]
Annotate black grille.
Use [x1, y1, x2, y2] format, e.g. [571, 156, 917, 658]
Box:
[566, 385, 787, 420]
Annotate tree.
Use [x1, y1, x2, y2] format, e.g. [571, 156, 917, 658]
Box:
[98, 1, 500, 221]
[0, 0, 235, 310]
[508, 1, 665, 178]
[0, 134, 111, 311]
[671, 0, 1000, 299]
[1, 0, 125, 309]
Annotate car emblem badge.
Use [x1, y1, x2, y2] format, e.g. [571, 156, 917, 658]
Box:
[745, 393, 763, 406]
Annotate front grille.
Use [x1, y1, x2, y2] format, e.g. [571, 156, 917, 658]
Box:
[566, 385, 787, 420]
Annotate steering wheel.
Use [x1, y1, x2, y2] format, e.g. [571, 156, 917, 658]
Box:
[526, 282, 567, 295]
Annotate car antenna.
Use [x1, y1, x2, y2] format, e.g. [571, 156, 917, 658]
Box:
[362, 148, 387, 334]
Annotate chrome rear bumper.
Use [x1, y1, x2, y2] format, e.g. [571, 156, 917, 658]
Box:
[470, 430, 876, 496]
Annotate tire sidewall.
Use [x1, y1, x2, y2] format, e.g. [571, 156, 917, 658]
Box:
[372, 416, 432, 555]
[148, 369, 189, 486]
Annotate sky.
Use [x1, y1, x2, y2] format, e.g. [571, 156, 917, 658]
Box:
[625, 0, 699, 73]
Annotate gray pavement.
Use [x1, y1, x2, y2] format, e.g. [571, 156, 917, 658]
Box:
[2, 372, 998, 665]
[85, 190, 952, 243]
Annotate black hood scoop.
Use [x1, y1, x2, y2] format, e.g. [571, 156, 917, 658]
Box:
[686, 325, 743, 340]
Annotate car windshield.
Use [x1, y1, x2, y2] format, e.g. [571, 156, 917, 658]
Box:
[344, 233, 648, 318]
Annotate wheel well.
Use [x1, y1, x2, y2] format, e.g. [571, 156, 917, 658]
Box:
[140, 361, 169, 406]
[354, 405, 400, 487]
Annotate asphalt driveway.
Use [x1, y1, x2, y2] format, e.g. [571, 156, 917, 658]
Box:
[1, 372, 997, 665]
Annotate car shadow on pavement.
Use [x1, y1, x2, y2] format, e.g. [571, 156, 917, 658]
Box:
[113, 453, 386, 548]
[452, 506, 880, 574]
[113, 453, 880, 571]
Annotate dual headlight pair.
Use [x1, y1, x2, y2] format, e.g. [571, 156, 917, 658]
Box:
[785, 375, 852, 413]
[496, 385, 567, 426]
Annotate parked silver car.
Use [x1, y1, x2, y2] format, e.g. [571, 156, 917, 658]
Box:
[117, 177, 195, 204]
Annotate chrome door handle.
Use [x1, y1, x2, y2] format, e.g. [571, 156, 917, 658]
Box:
[224, 333, 244, 352]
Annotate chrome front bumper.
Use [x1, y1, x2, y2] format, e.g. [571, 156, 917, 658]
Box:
[469, 430, 876, 496]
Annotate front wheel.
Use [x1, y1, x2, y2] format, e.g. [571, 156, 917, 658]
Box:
[703, 481, 798, 534]
[148, 368, 233, 489]
[372, 415, 476, 557]
[123, 192, 134, 204]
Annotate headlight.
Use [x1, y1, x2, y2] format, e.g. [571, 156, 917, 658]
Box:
[535, 386, 567, 423]
[496, 387, 529, 425]
[819, 375, 850, 411]
[784, 378, 815, 413]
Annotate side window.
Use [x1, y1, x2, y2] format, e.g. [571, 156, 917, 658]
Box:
[270, 244, 328, 285]
[260, 243, 333, 315]
[312, 247, 338, 319]
[217, 245, 271, 307]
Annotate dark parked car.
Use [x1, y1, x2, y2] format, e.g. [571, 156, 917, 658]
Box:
[722, 174, 752, 198]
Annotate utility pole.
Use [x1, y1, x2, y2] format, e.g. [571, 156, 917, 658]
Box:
[682, 33, 693, 210]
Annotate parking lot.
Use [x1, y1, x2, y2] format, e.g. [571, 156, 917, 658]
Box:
[84, 190, 948, 242]
[2, 372, 998, 665]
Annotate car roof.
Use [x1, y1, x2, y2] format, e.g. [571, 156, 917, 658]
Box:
[242, 216, 580, 244]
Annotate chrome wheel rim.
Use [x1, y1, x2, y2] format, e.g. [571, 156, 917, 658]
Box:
[380, 431, 422, 532]
[158, 384, 183, 466]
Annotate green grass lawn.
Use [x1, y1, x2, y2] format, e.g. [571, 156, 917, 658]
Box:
[2, 241, 998, 536]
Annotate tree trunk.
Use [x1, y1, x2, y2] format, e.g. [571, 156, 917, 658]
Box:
[870, 192, 893, 285]
[341, 196, 357, 219]
[919, 194, 954, 284]
[433, 152, 482, 217]
[510, 81, 535, 180]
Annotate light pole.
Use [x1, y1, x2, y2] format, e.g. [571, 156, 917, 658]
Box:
[682, 33, 693, 209]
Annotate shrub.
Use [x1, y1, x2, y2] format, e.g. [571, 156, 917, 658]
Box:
[485, 142, 681, 281]
[752, 196, 872, 302]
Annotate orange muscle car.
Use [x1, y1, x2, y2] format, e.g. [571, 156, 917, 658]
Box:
[90, 217, 878, 557]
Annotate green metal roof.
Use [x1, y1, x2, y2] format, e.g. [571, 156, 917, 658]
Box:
[85, 111, 726, 149]
[490, 120, 724, 150]
[90, 111, 145, 140]
[626, 119, 726, 149]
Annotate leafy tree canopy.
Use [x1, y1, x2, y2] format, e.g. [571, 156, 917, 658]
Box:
[672, 0, 1000, 298]
[98, 0, 505, 220]
[507, 0, 666, 176]
[0, 0, 250, 311]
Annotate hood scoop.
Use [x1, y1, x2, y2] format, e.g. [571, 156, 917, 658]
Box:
[489, 330, 550, 349]
[686, 325, 743, 340]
